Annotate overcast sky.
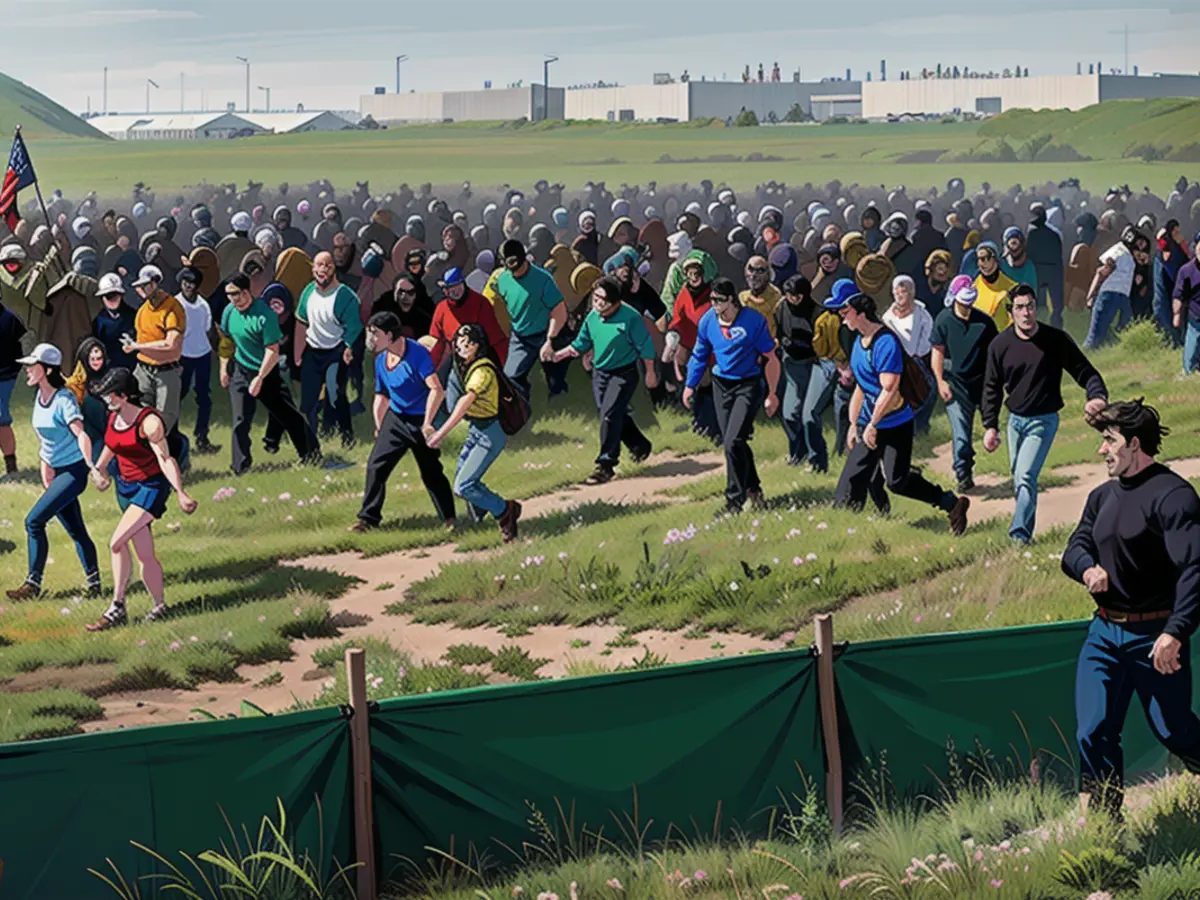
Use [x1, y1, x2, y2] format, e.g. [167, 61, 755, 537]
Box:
[8, 0, 1200, 115]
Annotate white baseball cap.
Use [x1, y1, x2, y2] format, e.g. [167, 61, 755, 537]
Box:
[130, 264, 163, 288]
[17, 343, 63, 368]
[96, 272, 125, 296]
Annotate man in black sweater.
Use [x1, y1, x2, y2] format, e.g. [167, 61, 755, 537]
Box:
[981, 284, 1108, 543]
[1062, 399, 1200, 818]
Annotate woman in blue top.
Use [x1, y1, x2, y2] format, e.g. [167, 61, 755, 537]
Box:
[5, 343, 102, 600]
[683, 277, 780, 514]
[825, 284, 970, 535]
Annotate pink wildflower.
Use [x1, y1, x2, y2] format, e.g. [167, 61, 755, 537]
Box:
[990, 880, 1003, 888]
[605, 879, 623, 890]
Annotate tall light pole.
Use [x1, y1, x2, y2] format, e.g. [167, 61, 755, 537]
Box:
[180, 72, 185, 112]
[395, 54, 409, 93]
[236, 56, 250, 112]
[543, 54, 559, 121]
[145, 78, 159, 114]
[258, 85, 270, 113]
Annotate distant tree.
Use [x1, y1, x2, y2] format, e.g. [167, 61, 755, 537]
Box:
[735, 109, 760, 127]
[783, 103, 810, 123]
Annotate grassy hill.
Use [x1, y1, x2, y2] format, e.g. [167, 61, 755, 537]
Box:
[0, 72, 107, 140]
[978, 97, 1200, 162]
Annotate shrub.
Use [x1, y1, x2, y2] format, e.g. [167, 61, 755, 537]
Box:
[490, 645, 549, 681]
[784, 103, 809, 123]
[734, 109, 760, 127]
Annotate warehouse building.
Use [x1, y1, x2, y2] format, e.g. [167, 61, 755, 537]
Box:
[239, 110, 357, 133]
[93, 112, 265, 141]
[359, 85, 564, 124]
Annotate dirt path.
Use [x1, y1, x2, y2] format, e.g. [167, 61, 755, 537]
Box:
[90, 448, 1200, 732]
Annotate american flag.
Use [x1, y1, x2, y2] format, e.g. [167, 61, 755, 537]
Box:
[0, 131, 37, 231]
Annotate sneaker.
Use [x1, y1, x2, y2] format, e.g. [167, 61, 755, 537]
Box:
[86, 605, 128, 632]
[5, 581, 42, 601]
[747, 489, 768, 511]
[194, 438, 221, 455]
[948, 495, 971, 536]
[498, 500, 522, 543]
[956, 475, 975, 493]
[585, 464, 615, 485]
[443, 518, 457, 533]
[347, 520, 376, 534]
[144, 605, 170, 623]
[630, 444, 653, 464]
[85, 580, 104, 599]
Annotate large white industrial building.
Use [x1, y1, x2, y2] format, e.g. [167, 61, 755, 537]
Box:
[360, 71, 1200, 126]
[91, 110, 355, 141]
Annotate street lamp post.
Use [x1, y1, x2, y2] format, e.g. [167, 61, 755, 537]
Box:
[236, 56, 250, 112]
[258, 85, 270, 113]
[543, 55, 559, 121]
[396, 55, 409, 93]
[145, 78, 159, 114]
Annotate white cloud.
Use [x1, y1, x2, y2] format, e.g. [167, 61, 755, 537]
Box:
[86, 8, 201, 21]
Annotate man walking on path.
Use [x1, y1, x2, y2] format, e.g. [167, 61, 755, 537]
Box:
[552, 276, 657, 485]
[1062, 399, 1200, 819]
[981, 284, 1108, 543]
[491, 238, 568, 405]
[175, 266, 218, 455]
[931, 275, 998, 492]
[219, 275, 318, 474]
[295, 251, 363, 448]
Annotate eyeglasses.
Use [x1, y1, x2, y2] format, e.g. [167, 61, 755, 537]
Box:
[711, 295, 735, 305]
[747, 267, 768, 275]
[396, 288, 417, 297]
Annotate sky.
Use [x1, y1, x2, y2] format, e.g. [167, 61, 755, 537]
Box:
[6, 0, 1200, 116]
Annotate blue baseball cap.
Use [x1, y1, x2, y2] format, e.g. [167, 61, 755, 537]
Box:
[823, 277, 862, 310]
[439, 266, 465, 287]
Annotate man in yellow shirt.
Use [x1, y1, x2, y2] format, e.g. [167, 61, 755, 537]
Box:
[972, 242, 1016, 332]
[739, 256, 782, 339]
[126, 265, 187, 442]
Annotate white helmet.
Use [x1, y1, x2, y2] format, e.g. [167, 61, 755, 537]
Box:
[96, 272, 125, 297]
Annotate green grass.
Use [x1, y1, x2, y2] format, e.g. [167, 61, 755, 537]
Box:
[26, 116, 1193, 198]
[0, 72, 107, 140]
[0, 687, 102, 741]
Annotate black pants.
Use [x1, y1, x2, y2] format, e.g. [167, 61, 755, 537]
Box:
[263, 360, 291, 450]
[593, 364, 650, 466]
[713, 375, 762, 509]
[229, 361, 318, 474]
[834, 419, 954, 513]
[359, 409, 456, 526]
[301, 346, 353, 442]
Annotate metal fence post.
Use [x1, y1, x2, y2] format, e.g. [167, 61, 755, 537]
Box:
[346, 648, 378, 900]
[814, 614, 844, 834]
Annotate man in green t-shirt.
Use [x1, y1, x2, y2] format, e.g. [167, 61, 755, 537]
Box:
[219, 274, 319, 474]
[495, 238, 568, 405]
[554, 275, 658, 484]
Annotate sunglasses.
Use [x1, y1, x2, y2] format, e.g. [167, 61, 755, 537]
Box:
[396, 287, 417, 297]
[504, 257, 523, 267]
[747, 267, 769, 275]
[711, 295, 735, 305]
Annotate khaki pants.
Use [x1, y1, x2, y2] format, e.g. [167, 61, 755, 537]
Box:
[134, 362, 183, 433]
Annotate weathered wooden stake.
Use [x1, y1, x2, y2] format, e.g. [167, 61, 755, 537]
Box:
[346, 648, 378, 900]
[814, 614, 844, 834]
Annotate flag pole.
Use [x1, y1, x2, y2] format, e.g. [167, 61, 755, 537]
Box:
[16, 126, 66, 278]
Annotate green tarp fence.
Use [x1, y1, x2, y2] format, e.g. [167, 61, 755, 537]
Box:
[834, 621, 1188, 799]
[369, 649, 822, 883]
[0, 706, 353, 900]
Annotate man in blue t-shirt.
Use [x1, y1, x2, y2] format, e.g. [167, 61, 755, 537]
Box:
[824, 279, 970, 535]
[350, 310, 455, 532]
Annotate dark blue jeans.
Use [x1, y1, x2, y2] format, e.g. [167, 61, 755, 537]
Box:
[25, 459, 99, 587]
[1076, 615, 1200, 812]
[180, 353, 213, 441]
[301, 346, 352, 443]
[505, 329, 568, 406]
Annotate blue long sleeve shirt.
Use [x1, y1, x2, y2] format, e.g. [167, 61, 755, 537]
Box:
[685, 306, 775, 388]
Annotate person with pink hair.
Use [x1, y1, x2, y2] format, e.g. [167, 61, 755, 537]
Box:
[929, 274, 999, 492]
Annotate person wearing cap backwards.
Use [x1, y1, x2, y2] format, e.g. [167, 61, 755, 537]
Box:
[218, 274, 318, 475]
[982, 284, 1108, 544]
[971, 242, 1016, 332]
[6, 343, 102, 600]
[491, 238, 568, 406]
[1171, 231, 1200, 373]
[1061, 399, 1200, 821]
[552, 275, 657, 485]
[826, 279, 971, 534]
[294, 250, 363, 448]
[175, 267, 218, 455]
[350, 307, 456, 533]
[86, 366, 197, 631]
[428, 266, 508, 409]
[126, 265, 188, 465]
[0, 279, 29, 478]
[931, 275, 999, 493]
[683, 276, 778, 514]
[92, 272, 138, 371]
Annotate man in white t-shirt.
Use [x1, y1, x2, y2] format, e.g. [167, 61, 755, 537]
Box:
[175, 267, 218, 454]
[1084, 228, 1137, 348]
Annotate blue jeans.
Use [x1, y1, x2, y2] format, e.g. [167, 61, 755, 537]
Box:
[802, 360, 850, 471]
[779, 357, 813, 463]
[1184, 320, 1200, 375]
[912, 358, 937, 434]
[25, 459, 99, 586]
[1076, 615, 1200, 812]
[180, 353, 213, 441]
[1006, 411, 1058, 542]
[1084, 290, 1132, 349]
[945, 396, 977, 482]
[505, 329, 567, 405]
[453, 418, 508, 518]
[301, 346, 352, 442]
[0, 377, 15, 426]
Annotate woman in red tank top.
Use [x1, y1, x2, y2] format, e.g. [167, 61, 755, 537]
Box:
[86, 368, 198, 632]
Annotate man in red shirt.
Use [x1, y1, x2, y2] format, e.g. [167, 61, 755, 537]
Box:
[428, 267, 508, 408]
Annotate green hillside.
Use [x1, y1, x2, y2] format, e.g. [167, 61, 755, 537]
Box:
[979, 98, 1200, 162]
[0, 72, 107, 140]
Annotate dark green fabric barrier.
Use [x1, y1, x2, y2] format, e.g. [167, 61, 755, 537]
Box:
[370, 650, 820, 879]
[834, 620, 1189, 799]
[0, 707, 352, 900]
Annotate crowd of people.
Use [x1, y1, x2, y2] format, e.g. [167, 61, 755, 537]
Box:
[0, 173, 1199, 630]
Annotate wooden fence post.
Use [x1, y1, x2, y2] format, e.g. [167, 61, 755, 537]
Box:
[814, 614, 844, 834]
[346, 648, 378, 900]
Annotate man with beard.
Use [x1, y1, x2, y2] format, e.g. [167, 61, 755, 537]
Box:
[493, 238, 568, 406]
[1001, 227, 1039, 297]
[739, 255, 782, 338]
[175, 267, 218, 455]
[811, 243, 854, 305]
[428, 267, 507, 375]
[295, 251, 363, 448]
[1027, 203, 1065, 328]
[274, 205, 310, 252]
[331, 231, 361, 293]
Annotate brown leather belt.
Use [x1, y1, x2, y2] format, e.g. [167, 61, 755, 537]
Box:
[1096, 607, 1171, 624]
